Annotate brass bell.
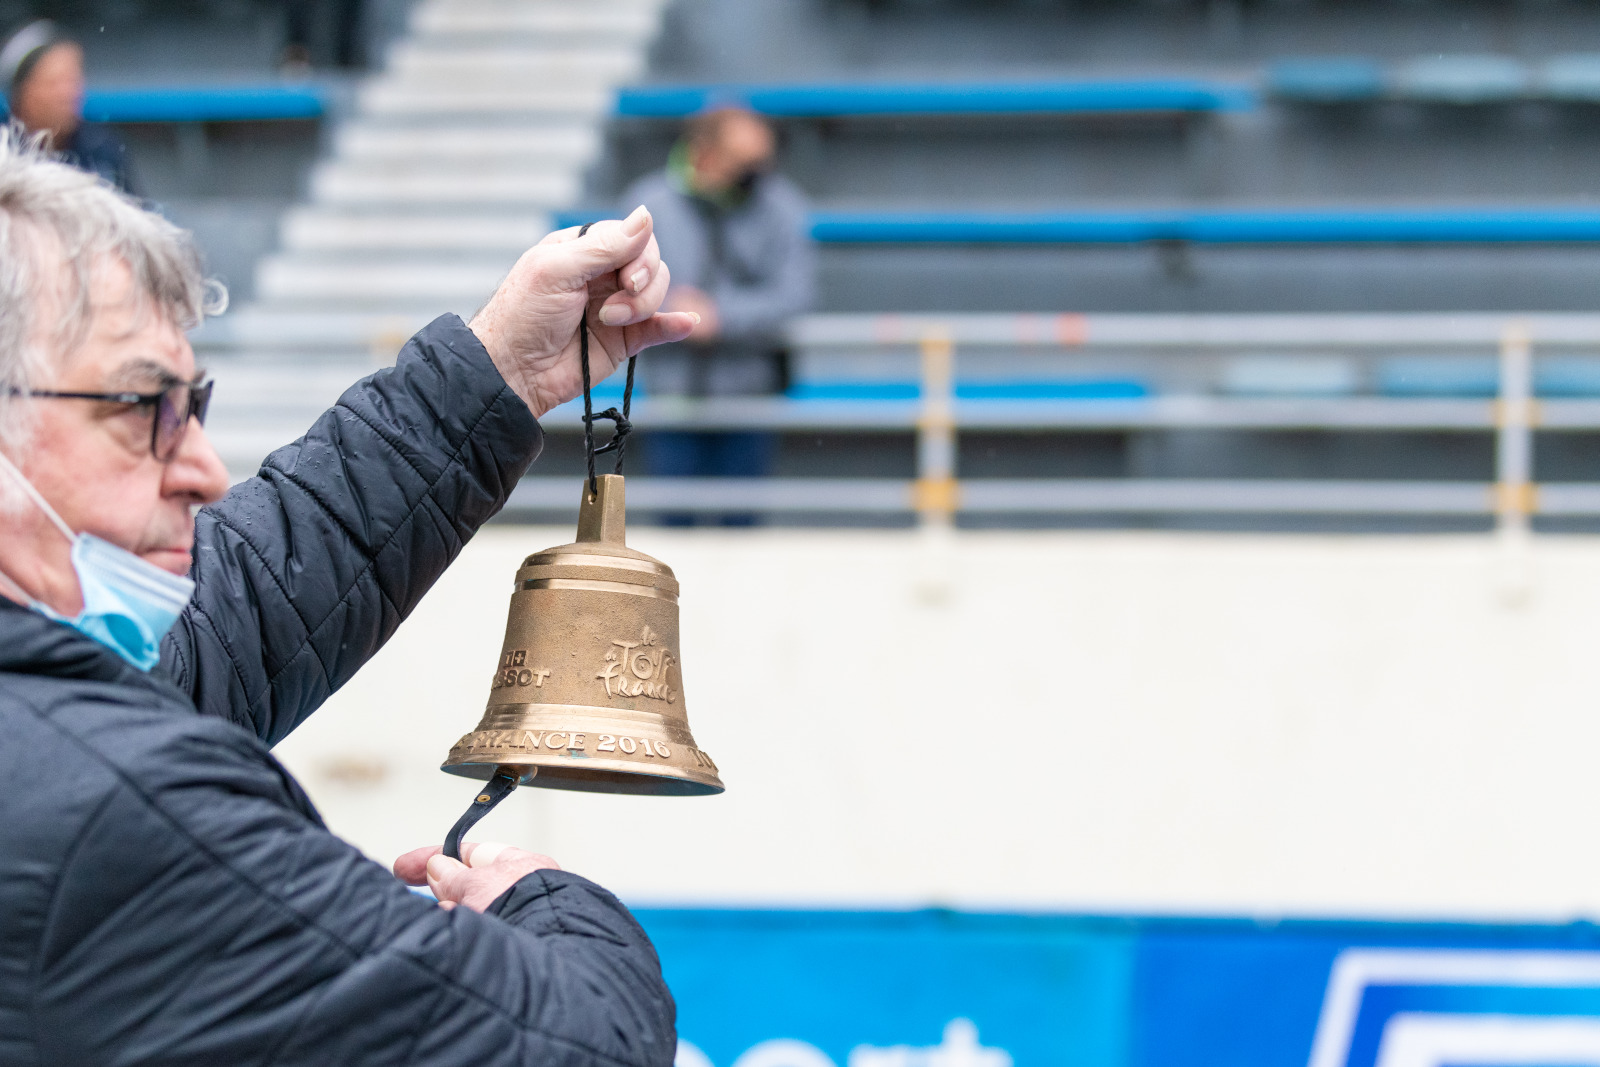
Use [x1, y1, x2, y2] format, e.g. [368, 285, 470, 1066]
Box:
[441, 474, 724, 797]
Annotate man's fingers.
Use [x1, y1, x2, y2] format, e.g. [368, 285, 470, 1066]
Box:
[537, 225, 582, 246]
[619, 235, 663, 294]
[393, 845, 442, 886]
[462, 840, 510, 868]
[425, 853, 469, 900]
[625, 311, 699, 355]
[597, 260, 672, 327]
[543, 207, 654, 290]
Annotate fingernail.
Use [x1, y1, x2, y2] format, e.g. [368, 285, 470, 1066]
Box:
[688, 313, 702, 325]
[599, 304, 628, 326]
[426, 855, 454, 880]
[629, 267, 649, 292]
[623, 205, 650, 236]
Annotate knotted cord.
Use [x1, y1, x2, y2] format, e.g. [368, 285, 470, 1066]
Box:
[577, 221, 639, 499]
[439, 219, 644, 868]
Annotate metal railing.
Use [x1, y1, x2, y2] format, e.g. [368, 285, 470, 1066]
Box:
[516, 313, 1600, 527]
[198, 311, 1600, 526]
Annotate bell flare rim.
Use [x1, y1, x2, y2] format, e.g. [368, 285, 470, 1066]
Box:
[441, 758, 724, 797]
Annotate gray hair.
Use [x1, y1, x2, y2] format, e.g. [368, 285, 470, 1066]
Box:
[0, 124, 225, 452]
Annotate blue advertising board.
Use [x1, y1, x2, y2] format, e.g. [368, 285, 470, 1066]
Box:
[634, 909, 1600, 1067]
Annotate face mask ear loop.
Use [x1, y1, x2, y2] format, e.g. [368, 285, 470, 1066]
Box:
[0, 565, 35, 608]
[0, 449, 77, 544]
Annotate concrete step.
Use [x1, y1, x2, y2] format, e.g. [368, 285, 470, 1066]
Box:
[412, 1, 664, 40]
[358, 82, 614, 117]
[332, 124, 599, 164]
[255, 256, 509, 305]
[280, 209, 552, 254]
[309, 164, 578, 207]
[387, 44, 644, 84]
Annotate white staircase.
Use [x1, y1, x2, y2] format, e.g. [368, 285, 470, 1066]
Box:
[198, 0, 670, 477]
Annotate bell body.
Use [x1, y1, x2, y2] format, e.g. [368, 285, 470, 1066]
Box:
[442, 475, 724, 796]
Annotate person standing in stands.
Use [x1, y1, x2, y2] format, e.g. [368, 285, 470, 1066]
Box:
[280, 0, 367, 73]
[621, 106, 815, 524]
[1, 20, 135, 195]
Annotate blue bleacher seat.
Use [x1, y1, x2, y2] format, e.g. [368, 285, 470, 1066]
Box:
[78, 84, 326, 123]
[1220, 357, 1359, 397]
[1539, 55, 1600, 102]
[1379, 356, 1600, 398]
[1377, 357, 1499, 397]
[810, 209, 1600, 244]
[615, 80, 1255, 118]
[1535, 358, 1600, 397]
[786, 379, 1149, 401]
[1392, 55, 1530, 103]
[1268, 58, 1385, 103]
[557, 207, 1600, 245]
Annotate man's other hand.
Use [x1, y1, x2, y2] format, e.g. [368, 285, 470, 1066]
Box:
[666, 285, 721, 343]
[468, 206, 699, 418]
[393, 841, 561, 912]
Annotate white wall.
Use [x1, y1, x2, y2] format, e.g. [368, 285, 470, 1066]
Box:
[272, 526, 1600, 920]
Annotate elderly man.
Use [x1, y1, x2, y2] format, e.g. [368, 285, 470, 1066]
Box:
[0, 130, 694, 1063]
[1, 20, 134, 193]
[621, 106, 814, 522]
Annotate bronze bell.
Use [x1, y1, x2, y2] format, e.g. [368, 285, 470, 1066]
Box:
[441, 474, 723, 796]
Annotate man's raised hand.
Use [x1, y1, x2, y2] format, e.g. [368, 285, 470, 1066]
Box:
[394, 841, 562, 912]
[468, 206, 699, 418]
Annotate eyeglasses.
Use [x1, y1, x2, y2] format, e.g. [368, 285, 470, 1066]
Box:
[9, 377, 214, 461]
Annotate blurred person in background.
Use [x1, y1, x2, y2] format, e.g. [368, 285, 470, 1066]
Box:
[621, 105, 815, 524]
[281, 0, 366, 73]
[1, 20, 135, 194]
[0, 130, 694, 1064]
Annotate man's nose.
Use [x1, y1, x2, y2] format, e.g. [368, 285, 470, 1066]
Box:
[163, 418, 230, 505]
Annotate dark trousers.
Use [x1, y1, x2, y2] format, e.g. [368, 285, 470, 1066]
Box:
[646, 431, 776, 526]
[286, 0, 365, 67]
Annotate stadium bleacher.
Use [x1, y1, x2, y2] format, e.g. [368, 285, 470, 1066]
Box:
[48, 0, 1600, 527]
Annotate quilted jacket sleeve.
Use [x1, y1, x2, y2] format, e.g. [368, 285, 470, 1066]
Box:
[31, 716, 675, 1067]
[160, 314, 540, 744]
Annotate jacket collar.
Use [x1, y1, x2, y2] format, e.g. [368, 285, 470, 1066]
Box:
[0, 595, 166, 694]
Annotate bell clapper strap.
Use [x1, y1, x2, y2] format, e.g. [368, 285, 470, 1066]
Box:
[576, 220, 639, 500]
[441, 767, 528, 862]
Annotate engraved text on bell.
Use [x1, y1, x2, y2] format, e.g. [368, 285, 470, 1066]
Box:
[597, 625, 676, 702]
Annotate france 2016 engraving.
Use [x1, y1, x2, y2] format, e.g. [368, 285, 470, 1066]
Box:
[595, 734, 671, 758]
[596, 625, 677, 702]
[490, 648, 551, 691]
[451, 729, 714, 769]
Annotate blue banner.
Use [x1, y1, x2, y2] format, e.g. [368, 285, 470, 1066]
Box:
[635, 910, 1600, 1067]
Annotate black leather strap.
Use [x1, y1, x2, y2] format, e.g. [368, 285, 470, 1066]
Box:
[442, 769, 522, 861]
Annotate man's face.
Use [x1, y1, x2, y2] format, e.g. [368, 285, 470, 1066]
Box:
[13, 42, 84, 141]
[690, 113, 776, 195]
[4, 259, 228, 613]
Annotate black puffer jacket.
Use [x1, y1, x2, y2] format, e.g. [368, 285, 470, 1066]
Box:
[0, 316, 676, 1066]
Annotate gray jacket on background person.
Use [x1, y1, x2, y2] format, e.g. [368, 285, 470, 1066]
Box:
[620, 169, 815, 397]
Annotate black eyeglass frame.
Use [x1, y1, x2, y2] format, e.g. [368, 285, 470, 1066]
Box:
[7, 377, 214, 461]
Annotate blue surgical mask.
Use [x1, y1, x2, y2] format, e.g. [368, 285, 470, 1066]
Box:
[0, 452, 193, 671]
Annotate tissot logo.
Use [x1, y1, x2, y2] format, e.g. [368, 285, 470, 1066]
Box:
[676, 1019, 1011, 1067]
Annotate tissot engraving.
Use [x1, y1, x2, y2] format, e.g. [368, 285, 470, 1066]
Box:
[490, 649, 551, 690]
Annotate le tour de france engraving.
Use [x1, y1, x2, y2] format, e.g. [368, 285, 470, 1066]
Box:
[455, 622, 717, 773]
